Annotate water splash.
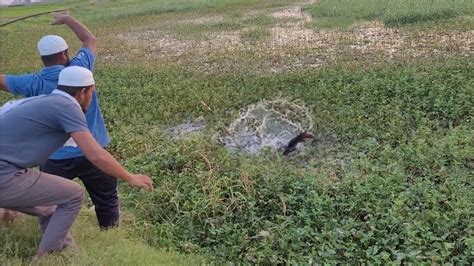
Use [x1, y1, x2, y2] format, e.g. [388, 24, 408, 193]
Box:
[219, 98, 314, 154]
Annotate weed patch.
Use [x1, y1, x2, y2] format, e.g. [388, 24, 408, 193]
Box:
[110, 59, 473, 263]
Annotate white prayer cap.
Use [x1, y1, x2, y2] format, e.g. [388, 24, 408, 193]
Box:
[37, 35, 68, 56]
[58, 66, 95, 87]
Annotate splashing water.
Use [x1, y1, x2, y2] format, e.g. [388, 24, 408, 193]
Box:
[219, 98, 314, 154]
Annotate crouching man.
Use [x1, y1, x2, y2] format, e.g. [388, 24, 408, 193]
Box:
[0, 66, 153, 257]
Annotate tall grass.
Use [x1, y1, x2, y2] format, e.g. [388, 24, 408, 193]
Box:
[308, 0, 474, 27]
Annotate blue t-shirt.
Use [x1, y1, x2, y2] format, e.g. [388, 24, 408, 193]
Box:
[5, 47, 110, 160]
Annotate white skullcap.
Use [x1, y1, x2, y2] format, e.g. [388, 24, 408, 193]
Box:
[37, 35, 69, 56]
[58, 66, 95, 87]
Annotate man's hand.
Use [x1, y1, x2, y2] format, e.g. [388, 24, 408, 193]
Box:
[127, 174, 154, 191]
[50, 11, 97, 53]
[51, 11, 70, 25]
[72, 131, 152, 190]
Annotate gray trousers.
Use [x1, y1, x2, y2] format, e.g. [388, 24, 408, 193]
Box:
[0, 169, 84, 254]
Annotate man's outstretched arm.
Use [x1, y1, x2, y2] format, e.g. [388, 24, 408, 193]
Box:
[71, 131, 153, 191]
[51, 12, 97, 54]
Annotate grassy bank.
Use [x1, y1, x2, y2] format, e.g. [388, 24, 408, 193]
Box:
[0, 208, 204, 265]
[308, 0, 474, 28]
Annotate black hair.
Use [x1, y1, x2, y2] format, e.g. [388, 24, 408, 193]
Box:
[57, 84, 93, 96]
[40, 49, 67, 65]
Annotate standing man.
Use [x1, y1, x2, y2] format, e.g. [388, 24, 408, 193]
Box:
[0, 66, 153, 257]
[0, 13, 119, 228]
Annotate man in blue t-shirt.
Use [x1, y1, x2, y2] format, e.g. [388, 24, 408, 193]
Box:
[0, 13, 118, 228]
[0, 66, 153, 257]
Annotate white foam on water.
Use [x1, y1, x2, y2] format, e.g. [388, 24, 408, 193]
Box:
[219, 98, 313, 154]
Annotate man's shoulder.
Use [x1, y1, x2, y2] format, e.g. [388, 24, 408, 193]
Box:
[35, 95, 84, 119]
[75, 47, 95, 59]
[69, 48, 96, 71]
[46, 94, 78, 105]
[39, 65, 64, 74]
[32, 94, 74, 108]
[6, 94, 65, 117]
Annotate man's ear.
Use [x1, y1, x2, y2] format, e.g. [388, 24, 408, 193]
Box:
[61, 50, 69, 63]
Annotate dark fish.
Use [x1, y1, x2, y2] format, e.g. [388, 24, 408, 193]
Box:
[283, 132, 314, 155]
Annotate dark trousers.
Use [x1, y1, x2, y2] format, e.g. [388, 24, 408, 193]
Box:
[40, 156, 119, 229]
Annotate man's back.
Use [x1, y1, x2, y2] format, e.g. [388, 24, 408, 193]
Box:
[4, 48, 109, 159]
[0, 92, 88, 182]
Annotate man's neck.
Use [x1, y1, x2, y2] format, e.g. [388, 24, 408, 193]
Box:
[44, 62, 64, 68]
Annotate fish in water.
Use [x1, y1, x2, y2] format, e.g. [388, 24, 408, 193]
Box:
[283, 132, 314, 155]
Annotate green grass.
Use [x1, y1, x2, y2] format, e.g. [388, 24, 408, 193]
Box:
[97, 60, 473, 263]
[0, 2, 80, 18]
[308, 0, 474, 28]
[1, 0, 473, 264]
[0, 208, 205, 265]
[0, 1, 80, 25]
[78, 0, 298, 21]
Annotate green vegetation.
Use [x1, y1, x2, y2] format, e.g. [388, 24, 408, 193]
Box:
[78, 0, 298, 21]
[0, 208, 205, 265]
[308, 0, 474, 27]
[110, 60, 473, 264]
[0, 1, 79, 25]
[0, 2, 78, 18]
[1, 0, 473, 264]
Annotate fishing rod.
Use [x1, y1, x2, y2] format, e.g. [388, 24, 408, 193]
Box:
[0, 9, 69, 27]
